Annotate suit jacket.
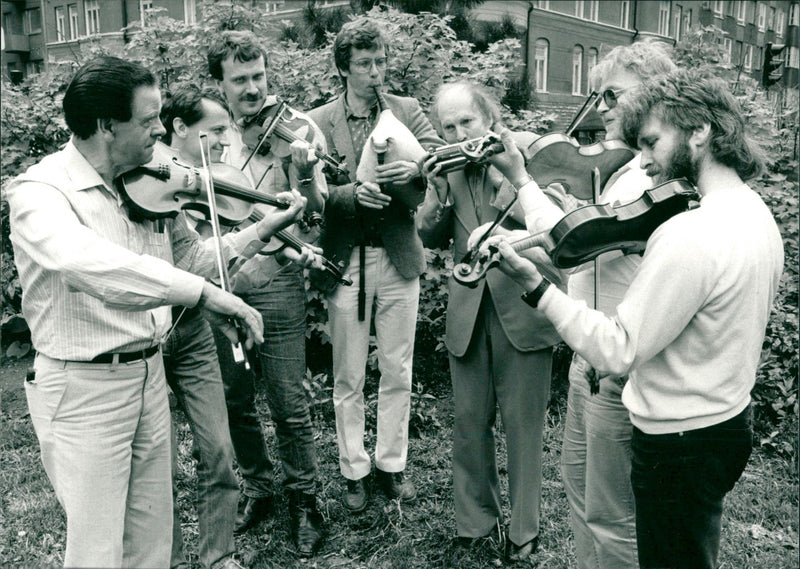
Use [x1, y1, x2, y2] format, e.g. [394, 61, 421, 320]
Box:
[416, 131, 561, 357]
[307, 93, 443, 291]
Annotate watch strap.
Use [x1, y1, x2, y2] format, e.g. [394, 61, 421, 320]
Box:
[521, 278, 551, 309]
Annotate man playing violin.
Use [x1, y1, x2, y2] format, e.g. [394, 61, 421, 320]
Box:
[5, 56, 309, 568]
[206, 29, 327, 556]
[306, 17, 443, 514]
[481, 70, 783, 569]
[418, 80, 564, 562]
[466, 42, 677, 569]
[161, 83, 323, 569]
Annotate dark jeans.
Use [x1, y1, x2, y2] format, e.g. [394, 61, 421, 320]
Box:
[631, 405, 753, 569]
[217, 270, 318, 497]
[163, 309, 238, 569]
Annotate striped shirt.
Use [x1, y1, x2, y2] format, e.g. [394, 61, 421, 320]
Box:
[7, 139, 270, 360]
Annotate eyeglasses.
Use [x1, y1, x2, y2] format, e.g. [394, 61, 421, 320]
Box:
[599, 88, 627, 109]
[350, 57, 388, 74]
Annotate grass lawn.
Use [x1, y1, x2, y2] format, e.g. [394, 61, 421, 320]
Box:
[0, 350, 797, 568]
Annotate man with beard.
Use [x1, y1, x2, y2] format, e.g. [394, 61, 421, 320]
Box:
[466, 42, 676, 569]
[206, 30, 327, 557]
[479, 70, 783, 569]
[306, 17, 442, 513]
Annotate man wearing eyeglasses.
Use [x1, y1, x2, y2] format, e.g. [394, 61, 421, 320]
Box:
[467, 41, 677, 569]
[307, 17, 442, 514]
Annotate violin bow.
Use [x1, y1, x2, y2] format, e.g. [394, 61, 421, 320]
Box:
[240, 101, 288, 172]
[460, 192, 518, 265]
[199, 132, 251, 370]
[565, 91, 602, 138]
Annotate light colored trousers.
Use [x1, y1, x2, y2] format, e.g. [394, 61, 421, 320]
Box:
[561, 353, 638, 569]
[328, 246, 419, 480]
[449, 295, 552, 548]
[26, 351, 172, 569]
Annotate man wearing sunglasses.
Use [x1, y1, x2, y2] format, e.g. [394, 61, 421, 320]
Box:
[307, 17, 442, 514]
[467, 41, 676, 569]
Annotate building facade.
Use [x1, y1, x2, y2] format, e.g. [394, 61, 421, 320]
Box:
[1, 0, 348, 82]
[471, 0, 799, 132]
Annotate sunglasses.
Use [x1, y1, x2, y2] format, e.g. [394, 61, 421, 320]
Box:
[598, 88, 627, 109]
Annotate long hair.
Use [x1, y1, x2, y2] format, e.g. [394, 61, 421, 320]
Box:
[207, 30, 269, 81]
[63, 56, 155, 139]
[620, 69, 765, 181]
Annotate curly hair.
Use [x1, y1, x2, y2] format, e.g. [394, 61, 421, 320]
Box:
[63, 56, 155, 139]
[333, 17, 388, 81]
[207, 30, 268, 81]
[589, 40, 677, 92]
[619, 69, 765, 180]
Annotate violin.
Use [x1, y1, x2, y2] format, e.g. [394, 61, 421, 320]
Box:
[240, 99, 348, 178]
[453, 178, 700, 288]
[425, 131, 634, 201]
[117, 143, 352, 287]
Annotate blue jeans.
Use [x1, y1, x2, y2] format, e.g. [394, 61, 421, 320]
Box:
[218, 270, 318, 495]
[631, 405, 753, 569]
[561, 354, 637, 569]
[163, 308, 238, 569]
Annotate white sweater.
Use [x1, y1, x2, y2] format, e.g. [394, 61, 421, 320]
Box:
[540, 184, 784, 434]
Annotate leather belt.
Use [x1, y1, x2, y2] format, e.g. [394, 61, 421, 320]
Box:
[90, 345, 160, 364]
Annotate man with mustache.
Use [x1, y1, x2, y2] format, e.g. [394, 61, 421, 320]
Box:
[206, 30, 327, 557]
[6, 56, 306, 568]
[307, 17, 442, 513]
[480, 70, 783, 569]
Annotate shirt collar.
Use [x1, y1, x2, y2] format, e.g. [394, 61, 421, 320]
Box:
[63, 138, 111, 193]
[343, 95, 378, 120]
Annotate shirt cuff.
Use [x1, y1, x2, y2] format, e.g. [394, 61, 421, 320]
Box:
[166, 269, 206, 308]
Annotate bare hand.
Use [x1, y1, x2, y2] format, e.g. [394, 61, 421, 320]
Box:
[375, 159, 420, 186]
[276, 242, 325, 269]
[467, 222, 512, 251]
[486, 128, 528, 187]
[421, 153, 449, 203]
[290, 138, 319, 174]
[254, 189, 307, 240]
[198, 281, 264, 348]
[355, 181, 391, 210]
[479, 235, 543, 290]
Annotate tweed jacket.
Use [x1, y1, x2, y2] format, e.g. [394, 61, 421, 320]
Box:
[307, 93, 443, 291]
[416, 130, 562, 357]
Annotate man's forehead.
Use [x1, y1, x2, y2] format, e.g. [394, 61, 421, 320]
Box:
[131, 85, 161, 116]
[222, 55, 265, 76]
[351, 45, 385, 57]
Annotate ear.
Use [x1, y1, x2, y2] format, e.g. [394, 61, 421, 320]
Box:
[173, 117, 188, 140]
[689, 123, 711, 148]
[97, 118, 115, 138]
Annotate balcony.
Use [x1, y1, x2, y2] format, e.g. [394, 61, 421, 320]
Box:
[3, 33, 30, 53]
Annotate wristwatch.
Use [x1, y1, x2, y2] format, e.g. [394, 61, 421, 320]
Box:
[520, 278, 551, 309]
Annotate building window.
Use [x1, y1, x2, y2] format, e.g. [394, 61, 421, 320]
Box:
[790, 3, 799, 27]
[685, 9, 693, 34]
[85, 0, 100, 35]
[744, 44, 752, 71]
[789, 46, 799, 69]
[758, 3, 767, 31]
[673, 5, 682, 41]
[55, 6, 66, 42]
[184, 0, 196, 24]
[534, 39, 548, 93]
[586, 1, 599, 21]
[534, 0, 550, 8]
[140, 0, 154, 27]
[572, 46, 584, 95]
[768, 6, 775, 29]
[620, 0, 630, 28]
[68, 4, 79, 40]
[713, 1, 724, 17]
[756, 46, 762, 69]
[736, 0, 746, 23]
[726, 0, 735, 16]
[724, 37, 733, 63]
[575, 0, 584, 18]
[659, 1, 670, 36]
[24, 8, 42, 34]
[587, 47, 598, 89]
[735, 40, 743, 66]
[776, 9, 785, 35]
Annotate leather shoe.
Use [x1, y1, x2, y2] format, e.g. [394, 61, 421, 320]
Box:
[234, 496, 271, 535]
[506, 536, 538, 562]
[289, 491, 325, 557]
[342, 476, 369, 513]
[375, 468, 416, 502]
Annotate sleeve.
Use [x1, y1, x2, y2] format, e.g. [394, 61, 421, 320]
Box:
[538, 217, 712, 376]
[8, 180, 204, 309]
[416, 184, 454, 250]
